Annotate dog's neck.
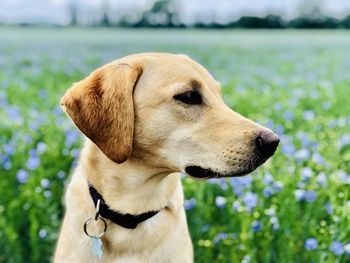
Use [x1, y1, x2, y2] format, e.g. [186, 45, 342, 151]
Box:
[79, 141, 182, 215]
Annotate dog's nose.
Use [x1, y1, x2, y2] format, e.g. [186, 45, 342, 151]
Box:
[255, 131, 280, 158]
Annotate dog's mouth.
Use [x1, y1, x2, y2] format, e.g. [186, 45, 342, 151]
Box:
[185, 165, 254, 179]
[184, 155, 270, 179]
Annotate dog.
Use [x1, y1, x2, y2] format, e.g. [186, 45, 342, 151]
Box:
[54, 53, 279, 262]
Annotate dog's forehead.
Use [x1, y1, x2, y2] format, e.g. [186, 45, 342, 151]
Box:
[144, 55, 221, 93]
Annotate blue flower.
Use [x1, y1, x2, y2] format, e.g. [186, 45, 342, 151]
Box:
[294, 190, 317, 203]
[252, 220, 261, 232]
[57, 170, 66, 179]
[38, 89, 48, 99]
[305, 238, 318, 250]
[304, 190, 317, 203]
[184, 198, 196, 211]
[23, 134, 33, 144]
[281, 144, 295, 157]
[312, 152, 324, 164]
[263, 173, 273, 185]
[232, 201, 241, 211]
[294, 189, 305, 201]
[295, 149, 311, 162]
[2, 157, 11, 170]
[16, 169, 28, 184]
[283, 110, 294, 121]
[229, 176, 252, 197]
[41, 178, 50, 188]
[39, 229, 47, 239]
[36, 142, 47, 154]
[303, 110, 315, 120]
[242, 255, 251, 263]
[272, 181, 283, 192]
[330, 241, 344, 256]
[263, 187, 273, 198]
[243, 192, 258, 212]
[44, 191, 52, 198]
[215, 196, 226, 208]
[317, 172, 327, 187]
[301, 167, 313, 182]
[270, 216, 279, 231]
[324, 202, 333, 215]
[26, 155, 40, 170]
[3, 144, 15, 155]
[6, 106, 23, 125]
[213, 232, 227, 243]
[65, 129, 80, 148]
[344, 243, 350, 256]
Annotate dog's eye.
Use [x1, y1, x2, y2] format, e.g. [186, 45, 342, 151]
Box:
[173, 90, 202, 105]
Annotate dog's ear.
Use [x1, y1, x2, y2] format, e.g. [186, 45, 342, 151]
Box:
[60, 62, 143, 163]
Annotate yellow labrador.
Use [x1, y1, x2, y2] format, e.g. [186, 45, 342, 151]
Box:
[54, 53, 279, 262]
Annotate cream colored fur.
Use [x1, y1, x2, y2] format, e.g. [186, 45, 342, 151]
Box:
[54, 53, 274, 262]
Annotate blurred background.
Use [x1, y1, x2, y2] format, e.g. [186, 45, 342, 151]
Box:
[1, 0, 350, 262]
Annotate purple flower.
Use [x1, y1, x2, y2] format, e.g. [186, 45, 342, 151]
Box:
[305, 238, 318, 250]
[330, 241, 344, 256]
[243, 192, 258, 212]
[215, 196, 226, 208]
[16, 169, 28, 184]
[184, 198, 196, 211]
[26, 155, 40, 170]
[252, 220, 261, 232]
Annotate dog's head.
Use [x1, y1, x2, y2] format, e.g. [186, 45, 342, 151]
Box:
[61, 53, 279, 179]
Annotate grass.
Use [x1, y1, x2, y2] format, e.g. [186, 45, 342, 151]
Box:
[0, 26, 350, 263]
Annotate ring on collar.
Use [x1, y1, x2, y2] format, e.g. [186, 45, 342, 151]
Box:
[84, 199, 108, 238]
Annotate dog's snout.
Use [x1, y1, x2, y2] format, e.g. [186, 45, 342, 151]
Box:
[255, 131, 280, 158]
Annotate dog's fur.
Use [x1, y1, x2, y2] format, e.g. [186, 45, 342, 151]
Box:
[54, 53, 277, 262]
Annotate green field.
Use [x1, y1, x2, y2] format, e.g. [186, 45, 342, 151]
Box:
[1, 27, 350, 262]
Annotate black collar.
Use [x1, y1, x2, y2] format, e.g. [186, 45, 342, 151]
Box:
[88, 183, 160, 229]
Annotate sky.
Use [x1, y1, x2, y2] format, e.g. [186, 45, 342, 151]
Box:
[0, 0, 350, 25]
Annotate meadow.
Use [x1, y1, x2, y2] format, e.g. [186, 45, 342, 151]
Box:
[0, 27, 350, 263]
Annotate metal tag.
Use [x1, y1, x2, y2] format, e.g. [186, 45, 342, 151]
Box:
[91, 237, 103, 259]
